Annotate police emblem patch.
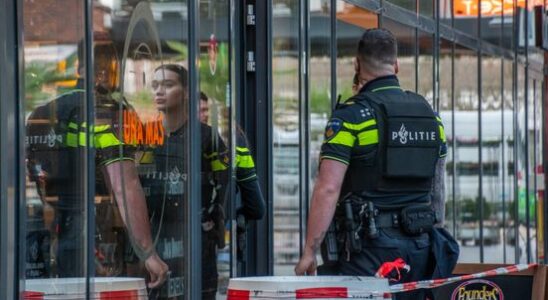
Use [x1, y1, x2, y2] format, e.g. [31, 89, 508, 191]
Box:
[324, 118, 342, 142]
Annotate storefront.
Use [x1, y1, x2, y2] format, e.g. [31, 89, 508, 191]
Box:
[1, 0, 547, 299]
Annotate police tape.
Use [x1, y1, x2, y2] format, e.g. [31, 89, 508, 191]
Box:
[389, 263, 537, 294]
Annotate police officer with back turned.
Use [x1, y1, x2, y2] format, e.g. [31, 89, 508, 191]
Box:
[295, 29, 452, 300]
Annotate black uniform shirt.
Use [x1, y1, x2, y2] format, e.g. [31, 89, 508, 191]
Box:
[320, 75, 447, 206]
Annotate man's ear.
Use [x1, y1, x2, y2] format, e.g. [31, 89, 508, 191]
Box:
[394, 59, 399, 74]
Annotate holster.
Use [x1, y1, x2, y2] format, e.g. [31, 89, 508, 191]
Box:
[320, 222, 339, 265]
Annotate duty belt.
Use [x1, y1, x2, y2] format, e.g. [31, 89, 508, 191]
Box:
[374, 211, 400, 229]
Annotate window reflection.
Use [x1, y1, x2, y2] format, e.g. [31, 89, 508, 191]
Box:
[272, 0, 300, 275]
[383, 19, 416, 92]
[481, 55, 504, 263]
[453, 46, 479, 263]
[418, 31, 434, 106]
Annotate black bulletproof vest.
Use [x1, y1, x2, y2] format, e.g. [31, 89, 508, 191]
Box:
[346, 91, 441, 206]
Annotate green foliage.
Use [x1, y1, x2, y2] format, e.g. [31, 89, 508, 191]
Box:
[24, 61, 78, 111]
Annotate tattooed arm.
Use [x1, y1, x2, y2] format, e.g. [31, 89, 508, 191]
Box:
[295, 159, 348, 275]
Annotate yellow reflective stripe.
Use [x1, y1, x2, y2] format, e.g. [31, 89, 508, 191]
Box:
[211, 159, 228, 171]
[357, 129, 378, 146]
[68, 122, 78, 130]
[320, 155, 349, 165]
[236, 154, 255, 168]
[439, 124, 446, 143]
[436, 116, 442, 123]
[326, 131, 355, 147]
[342, 119, 376, 131]
[94, 132, 123, 148]
[79, 132, 92, 146]
[236, 147, 249, 153]
[140, 151, 155, 164]
[94, 124, 111, 132]
[66, 132, 78, 147]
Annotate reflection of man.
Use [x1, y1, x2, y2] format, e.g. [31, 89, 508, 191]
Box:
[135, 65, 229, 299]
[199, 91, 209, 123]
[26, 41, 167, 287]
[295, 29, 453, 300]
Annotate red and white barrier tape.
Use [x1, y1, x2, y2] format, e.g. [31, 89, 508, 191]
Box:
[23, 289, 146, 300]
[227, 287, 392, 299]
[390, 263, 537, 293]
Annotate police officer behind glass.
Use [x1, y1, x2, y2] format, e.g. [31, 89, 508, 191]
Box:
[295, 29, 448, 299]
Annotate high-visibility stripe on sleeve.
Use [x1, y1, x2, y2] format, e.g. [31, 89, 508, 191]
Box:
[211, 159, 228, 171]
[95, 132, 123, 148]
[326, 131, 355, 147]
[342, 119, 376, 131]
[357, 129, 378, 146]
[236, 154, 255, 168]
[237, 173, 257, 182]
[439, 124, 446, 143]
[66, 132, 78, 147]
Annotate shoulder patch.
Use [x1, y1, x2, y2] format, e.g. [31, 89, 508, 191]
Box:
[324, 118, 342, 142]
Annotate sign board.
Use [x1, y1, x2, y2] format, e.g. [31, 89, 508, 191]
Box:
[432, 264, 548, 300]
[454, 0, 544, 17]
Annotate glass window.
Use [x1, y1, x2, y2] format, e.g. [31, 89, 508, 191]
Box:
[533, 77, 545, 262]
[418, 31, 434, 106]
[272, 0, 300, 275]
[419, 0, 434, 17]
[336, 1, 378, 100]
[383, 19, 416, 92]
[198, 1, 233, 295]
[481, 55, 503, 263]
[310, 0, 331, 201]
[527, 75, 538, 263]
[387, 0, 415, 11]
[516, 64, 527, 263]
[22, 0, 87, 291]
[439, 0, 453, 26]
[502, 59, 516, 263]
[453, 46, 479, 263]
[439, 39, 454, 235]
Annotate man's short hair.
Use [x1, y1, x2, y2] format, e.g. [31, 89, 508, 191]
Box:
[200, 91, 208, 102]
[357, 28, 397, 69]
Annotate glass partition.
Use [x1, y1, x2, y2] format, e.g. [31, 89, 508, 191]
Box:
[480, 55, 503, 263]
[272, 0, 300, 275]
[382, 19, 416, 92]
[453, 46, 479, 263]
[22, 0, 88, 292]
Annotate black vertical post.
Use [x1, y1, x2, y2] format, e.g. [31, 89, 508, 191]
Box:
[330, 0, 337, 110]
[513, 0, 520, 264]
[0, 0, 21, 297]
[187, 0, 202, 297]
[243, 0, 273, 276]
[84, 0, 96, 295]
[524, 0, 532, 264]
[500, 3, 507, 264]
[477, 0, 484, 263]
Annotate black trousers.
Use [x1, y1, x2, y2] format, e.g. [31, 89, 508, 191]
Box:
[337, 228, 432, 300]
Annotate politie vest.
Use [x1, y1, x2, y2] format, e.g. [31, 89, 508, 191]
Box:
[346, 90, 441, 198]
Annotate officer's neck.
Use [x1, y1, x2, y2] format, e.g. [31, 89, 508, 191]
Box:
[359, 67, 396, 87]
[164, 107, 188, 134]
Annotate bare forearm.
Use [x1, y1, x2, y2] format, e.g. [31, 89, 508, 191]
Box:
[106, 162, 154, 253]
[303, 185, 340, 255]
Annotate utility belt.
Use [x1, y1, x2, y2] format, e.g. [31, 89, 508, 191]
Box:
[321, 194, 438, 265]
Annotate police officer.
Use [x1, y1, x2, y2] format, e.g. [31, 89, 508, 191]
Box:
[26, 41, 168, 286]
[136, 64, 229, 299]
[295, 29, 448, 299]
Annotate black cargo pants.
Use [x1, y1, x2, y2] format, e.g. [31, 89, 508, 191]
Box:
[338, 227, 431, 300]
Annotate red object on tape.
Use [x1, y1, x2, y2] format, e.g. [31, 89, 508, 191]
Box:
[100, 289, 139, 299]
[295, 287, 348, 298]
[23, 291, 44, 300]
[227, 289, 251, 300]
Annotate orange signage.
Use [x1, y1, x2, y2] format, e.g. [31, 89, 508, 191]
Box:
[123, 110, 164, 146]
[454, 0, 544, 17]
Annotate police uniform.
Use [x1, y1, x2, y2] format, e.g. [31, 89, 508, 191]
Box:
[235, 131, 265, 221]
[321, 75, 446, 299]
[26, 87, 135, 277]
[137, 123, 228, 300]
